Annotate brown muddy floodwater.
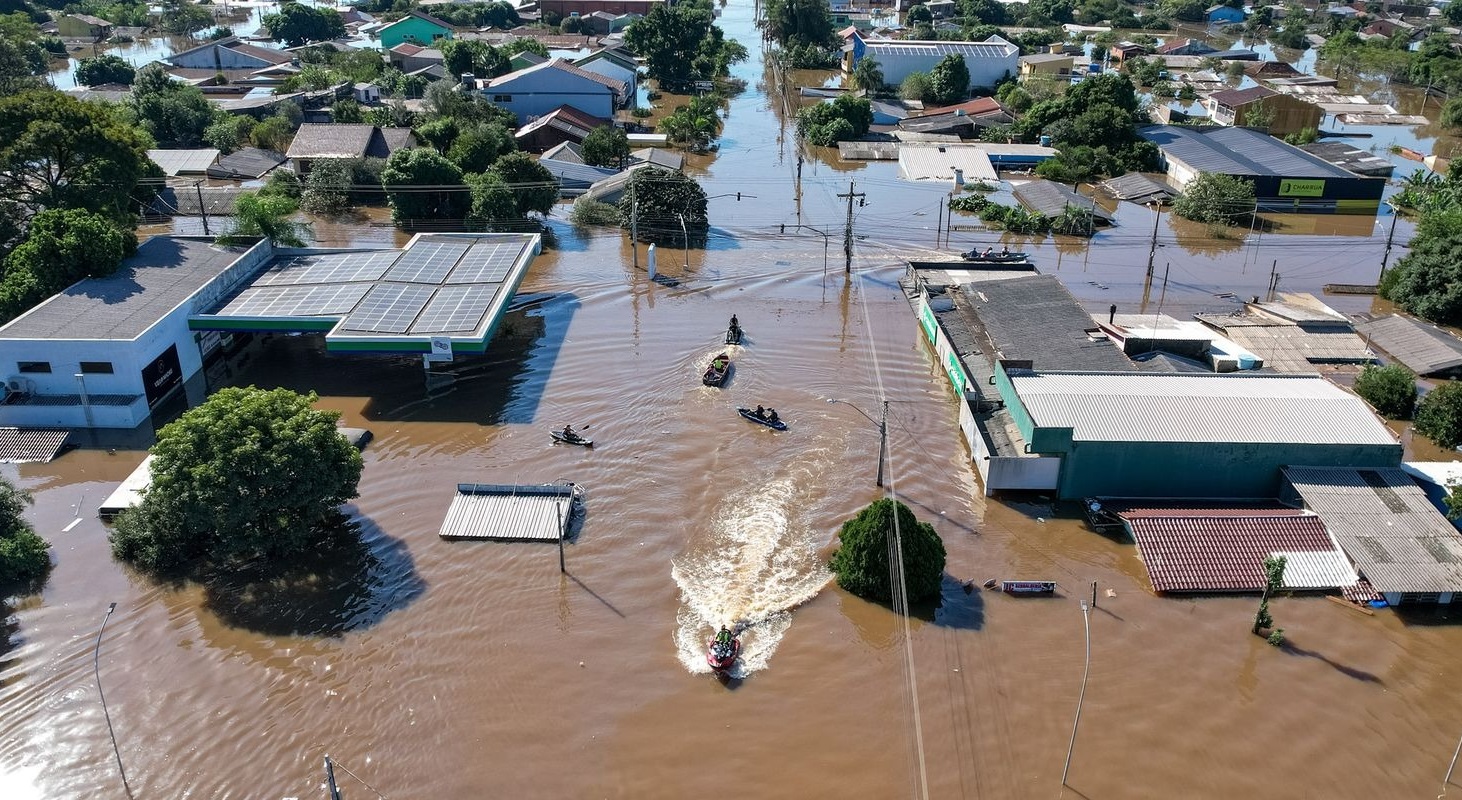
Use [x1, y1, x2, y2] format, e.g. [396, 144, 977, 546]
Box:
[5, 231, 1462, 800]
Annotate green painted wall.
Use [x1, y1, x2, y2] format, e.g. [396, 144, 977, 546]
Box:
[379, 16, 453, 49]
[1054, 440, 1403, 499]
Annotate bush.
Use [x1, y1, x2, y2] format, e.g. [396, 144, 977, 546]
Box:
[1416, 382, 1462, 449]
[829, 498, 946, 604]
[0, 478, 49, 589]
[1353, 364, 1416, 419]
[570, 197, 622, 226]
[1173, 172, 1256, 224]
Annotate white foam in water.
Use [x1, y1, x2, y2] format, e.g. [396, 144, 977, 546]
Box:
[671, 477, 831, 677]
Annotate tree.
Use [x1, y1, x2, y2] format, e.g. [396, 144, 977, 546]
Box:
[263, 2, 346, 47]
[1380, 210, 1462, 326]
[0, 34, 49, 96]
[129, 63, 219, 148]
[0, 208, 130, 322]
[382, 147, 470, 224]
[0, 477, 48, 589]
[850, 56, 884, 93]
[251, 115, 295, 151]
[1173, 172, 1255, 224]
[159, 0, 213, 36]
[1416, 382, 1462, 449]
[110, 387, 363, 575]
[624, 5, 744, 90]
[928, 54, 970, 105]
[75, 54, 135, 87]
[299, 158, 353, 215]
[901, 71, 932, 101]
[466, 171, 518, 223]
[580, 125, 630, 168]
[1353, 364, 1416, 419]
[446, 121, 514, 174]
[618, 166, 708, 242]
[204, 114, 255, 154]
[0, 90, 155, 225]
[659, 95, 722, 150]
[217, 191, 307, 247]
[906, 4, 933, 23]
[440, 39, 509, 78]
[331, 98, 364, 123]
[761, 0, 836, 49]
[1443, 97, 1462, 129]
[570, 196, 621, 226]
[829, 498, 946, 604]
[797, 94, 872, 146]
[1251, 554, 1286, 643]
[489, 151, 558, 216]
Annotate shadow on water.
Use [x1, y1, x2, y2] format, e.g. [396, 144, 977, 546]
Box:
[201, 515, 425, 637]
[224, 297, 576, 425]
[916, 574, 986, 631]
[1393, 604, 1462, 627]
[0, 601, 21, 687]
[1280, 639, 1384, 685]
[562, 571, 625, 619]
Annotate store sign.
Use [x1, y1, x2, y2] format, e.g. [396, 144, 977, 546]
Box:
[1278, 179, 1325, 197]
[141, 344, 182, 408]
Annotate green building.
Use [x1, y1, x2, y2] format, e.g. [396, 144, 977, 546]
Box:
[992, 361, 1402, 500]
[378, 10, 453, 50]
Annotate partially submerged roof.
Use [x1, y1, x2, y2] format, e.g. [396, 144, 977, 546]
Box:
[286, 125, 412, 160]
[168, 36, 294, 67]
[1099, 172, 1176, 204]
[1004, 368, 1399, 445]
[1011, 180, 1113, 223]
[1139, 125, 1366, 180]
[1207, 85, 1278, 107]
[859, 34, 1019, 59]
[0, 237, 252, 341]
[1353, 314, 1462, 376]
[439, 483, 577, 541]
[1297, 141, 1396, 177]
[1284, 466, 1462, 594]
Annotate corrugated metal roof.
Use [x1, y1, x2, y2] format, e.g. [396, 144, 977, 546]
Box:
[863, 38, 1018, 59]
[1122, 509, 1350, 592]
[1011, 180, 1113, 222]
[1100, 172, 1176, 204]
[897, 144, 997, 182]
[147, 149, 221, 176]
[439, 483, 578, 541]
[99, 453, 154, 517]
[1353, 314, 1462, 376]
[959, 276, 1136, 372]
[1284, 466, 1462, 594]
[1139, 124, 1363, 180]
[207, 147, 287, 180]
[0, 429, 68, 462]
[1007, 369, 1399, 445]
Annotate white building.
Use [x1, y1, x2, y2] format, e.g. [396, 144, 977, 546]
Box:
[481, 59, 628, 124]
[844, 32, 1020, 91]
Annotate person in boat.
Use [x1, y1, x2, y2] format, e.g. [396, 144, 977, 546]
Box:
[729, 314, 739, 333]
[562, 424, 577, 441]
[982, 246, 993, 257]
[1001, 245, 1010, 256]
[766, 408, 779, 423]
[715, 626, 733, 648]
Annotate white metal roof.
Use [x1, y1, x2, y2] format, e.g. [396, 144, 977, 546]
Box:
[1273, 549, 1358, 589]
[1008, 370, 1399, 445]
[863, 38, 1018, 58]
[146, 148, 221, 176]
[897, 144, 997, 182]
[439, 483, 577, 541]
[99, 454, 154, 517]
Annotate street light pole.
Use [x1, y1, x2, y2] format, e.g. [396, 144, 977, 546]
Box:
[829, 398, 888, 487]
[677, 213, 688, 269]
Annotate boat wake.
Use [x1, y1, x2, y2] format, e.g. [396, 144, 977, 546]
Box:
[671, 477, 831, 677]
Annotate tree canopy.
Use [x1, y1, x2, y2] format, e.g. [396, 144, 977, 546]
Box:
[761, 0, 836, 49]
[850, 56, 884, 93]
[581, 125, 630, 168]
[75, 54, 135, 87]
[1353, 364, 1416, 420]
[829, 498, 946, 604]
[797, 94, 872, 146]
[382, 147, 470, 223]
[618, 166, 708, 243]
[1173, 173, 1256, 224]
[110, 387, 363, 575]
[624, 3, 746, 90]
[218, 191, 307, 247]
[0, 207, 131, 321]
[928, 54, 971, 105]
[1380, 210, 1462, 326]
[1416, 382, 1462, 449]
[263, 2, 346, 47]
[489, 151, 558, 216]
[440, 39, 510, 79]
[0, 477, 48, 589]
[129, 63, 219, 148]
[446, 121, 515, 174]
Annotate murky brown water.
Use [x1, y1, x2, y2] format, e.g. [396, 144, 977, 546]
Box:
[15, 8, 1462, 799]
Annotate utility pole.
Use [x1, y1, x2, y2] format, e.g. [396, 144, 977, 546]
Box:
[631, 196, 639, 269]
[876, 399, 888, 488]
[1379, 205, 1400, 279]
[196, 182, 211, 236]
[1267, 259, 1279, 302]
[838, 180, 865, 274]
[325, 755, 343, 800]
[795, 151, 804, 227]
[1146, 203, 1161, 278]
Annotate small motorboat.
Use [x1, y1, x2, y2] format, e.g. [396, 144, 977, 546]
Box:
[726, 325, 743, 345]
[550, 430, 593, 447]
[960, 250, 1030, 263]
[703, 352, 731, 387]
[737, 407, 787, 431]
[707, 637, 741, 673]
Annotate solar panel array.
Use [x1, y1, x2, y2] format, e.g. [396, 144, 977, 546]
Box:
[341, 284, 436, 333]
[410, 284, 499, 334]
[203, 235, 539, 340]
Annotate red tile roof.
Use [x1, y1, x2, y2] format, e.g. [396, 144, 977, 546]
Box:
[1118, 507, 1340, 593]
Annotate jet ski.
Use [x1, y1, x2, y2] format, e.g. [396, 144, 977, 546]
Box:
[706, 636, 741, 673]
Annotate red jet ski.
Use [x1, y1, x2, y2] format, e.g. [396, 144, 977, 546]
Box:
[706, 636, 741, 673]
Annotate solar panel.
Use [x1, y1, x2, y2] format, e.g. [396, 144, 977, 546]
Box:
[384, 240, 471, 284]
[340, 284, 434, 333]
[219, 284, 373, 317]
[410, 284, 499, 334]
[253, 256, 316, 286]
[447, 241, 520, 284]
[299, 251, 400, 283]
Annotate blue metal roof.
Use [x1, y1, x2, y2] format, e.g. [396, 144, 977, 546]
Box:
[1138, 125, 1361, 180]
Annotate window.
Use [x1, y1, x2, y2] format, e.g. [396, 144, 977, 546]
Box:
[493, 94, 511, 103]
[17, 362, 50, 374]
[431, 33, 444, 41]
[80, 361, 113, 374]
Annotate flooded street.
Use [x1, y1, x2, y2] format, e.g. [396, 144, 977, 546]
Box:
[11, 4, 1462, 799]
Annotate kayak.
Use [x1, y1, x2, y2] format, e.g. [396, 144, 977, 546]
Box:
[707, 637, 741, 673]
[703, 352, 731, 387]
[550, 431, 593, 447]
[737, 407, 787, 431]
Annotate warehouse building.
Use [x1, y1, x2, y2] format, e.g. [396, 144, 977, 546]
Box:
[1138, 124, 1385, 214]
[844, 33, 1019, 91]
[0, 232, 541, 430]
[991, 362, 1401, 499]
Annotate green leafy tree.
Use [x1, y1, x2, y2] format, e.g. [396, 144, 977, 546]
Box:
[1353, 364, 1416, 419]
[217, 191, 307, 246]
[570, 196, 621, 226]
[129, 63, 219, 148]
[465, 170, 518, 223]
[503, 37, 548, 58]
[489, 151, 558, 216]
[0, 32, 50, 96]
[299, 158, 353, 215]
[1416, 382, 1462, 449]
[1252, 555, 1286, 639]
[1379, 210, 1462, 326]
[1173, 172, 1255, 224]
[850, 56, 884, 93]
[75, 54, 135, 87]
[906, 4, 933, 23]
[331, 98, 363, 123]
[159, 0, 213, 36]
[797, 94, 872, 146]
[1443, 98, 1462, 129]
[659, 95, 722, 149]
[900, 71, 932, 101]
[618, 166, 708, 243]
[250, 115, 295, 152]
[110, 387, 363, 575]
[446, 121, 514, 174]
[761, 0, 836, 49]
[580, 125, 630, 168]
[928, 53, 971, 105]
[0, 208, 130, 322]
[440, 39, 509, 78]
[829, 498, 946, 604]
[382, 147, 469, 224]
[203, 114, 255, 154]
[0, 477, 48, 589]
[0, 90, 155, 225]
[625, 4, 744, 90]
[263, 2, 346, 47]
